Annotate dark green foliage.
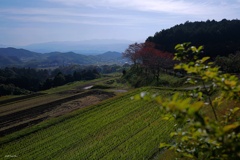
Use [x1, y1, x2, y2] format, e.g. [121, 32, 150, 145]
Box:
[0, 64, 126, 95]
[215, 51, 240, 73]
[147, 19, 240, 58]
[123, 66, 150, 87]
[41, 78, 53, 90]
[122, 69, 126, 76]
[0, 66, 100, 95]
[123, 65, 184, 88]
[0, 67, 49, 92]
[98, 64, 122, 74]
[0, 84, 30, 95]
[41, 68, 100, 89]
[53, 72, 66, 87]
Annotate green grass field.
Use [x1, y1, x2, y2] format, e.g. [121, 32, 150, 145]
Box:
[0, 88, 176, 160]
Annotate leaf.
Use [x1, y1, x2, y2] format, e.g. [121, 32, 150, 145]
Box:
[232, 107, 240, 114]
[205, 70, 217, 78]
[198, 45, 204, 51]
[174, 64, 182, 70]
[197, 92, 203, 99]
[188, 101, 203, 115]
[189, 62, 195, 66]
[208, 62, 214, 65]
[224, 80, 237, 87]
[183, 153, 194, 158]
[159, 143, 171, 149]
[181, 136, 189, 141]
[175, 44, 184, 51]
[201, 57, 210, 63]
[191, 46, 197, 52]
[223, 123, 240, 133]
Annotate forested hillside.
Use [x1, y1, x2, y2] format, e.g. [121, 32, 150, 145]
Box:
[122, 19, 240, 88]
[146, 19, 240, 57]
[0, 63, 128, 95]
[0, 66, 100, 95]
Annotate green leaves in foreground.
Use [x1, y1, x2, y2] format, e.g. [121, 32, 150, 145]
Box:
[166, 43, 240, 159]
[137, 43, 240, 159]
[136, 92, 240, 159]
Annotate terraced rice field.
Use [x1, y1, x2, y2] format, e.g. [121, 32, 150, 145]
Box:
[1, 88, 176, 159]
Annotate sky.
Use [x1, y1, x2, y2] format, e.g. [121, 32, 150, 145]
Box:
[0, 0, 239, 46]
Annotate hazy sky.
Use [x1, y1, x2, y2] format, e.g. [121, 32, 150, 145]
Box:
[0, 0, 239, 46]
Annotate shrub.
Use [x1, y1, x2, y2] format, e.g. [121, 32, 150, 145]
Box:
[139, 43, 240, 159]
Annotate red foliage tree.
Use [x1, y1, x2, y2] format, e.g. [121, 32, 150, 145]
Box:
[138, 42, 174, 81]
[123, 42, 174, 81]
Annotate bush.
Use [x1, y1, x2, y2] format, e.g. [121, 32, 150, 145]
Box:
[139, 43, 240, 159]
[0, 84, 30, 95]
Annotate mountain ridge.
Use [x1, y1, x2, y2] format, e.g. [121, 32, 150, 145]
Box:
[0, 47, 126, 68]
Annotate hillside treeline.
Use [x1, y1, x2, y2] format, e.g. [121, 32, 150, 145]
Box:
[0, 64, 128, 95]
[123, 19, 240, 87]
[215, 51, 240, 73]
[146, 19, 240, 58]
[0, 66, 99, 95]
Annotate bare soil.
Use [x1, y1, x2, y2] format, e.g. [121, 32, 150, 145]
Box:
[49, 91, 114, 117]
[0, 90, 115, 136]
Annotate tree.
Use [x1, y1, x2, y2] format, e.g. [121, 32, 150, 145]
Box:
[53, 72, 66, 87]
[41, 78, 53, 90]
[73, 71, 82, 81]
[122, 69, 126, 76]
[215, 51, 240, 73]
[146, 19, 240, 58]
[122, 43, 143, 65]
[137, 42, 174, 81]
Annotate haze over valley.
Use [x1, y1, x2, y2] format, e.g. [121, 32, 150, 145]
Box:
[18, 39, 133, 54]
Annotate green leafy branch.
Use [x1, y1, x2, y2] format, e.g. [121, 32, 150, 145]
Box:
[137, 43, 240, 159]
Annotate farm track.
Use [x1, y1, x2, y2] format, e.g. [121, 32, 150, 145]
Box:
[0, 90, 115, 136]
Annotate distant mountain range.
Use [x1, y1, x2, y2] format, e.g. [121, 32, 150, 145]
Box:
[0, 47, 127, 68]
[19, 39, 133, 54]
